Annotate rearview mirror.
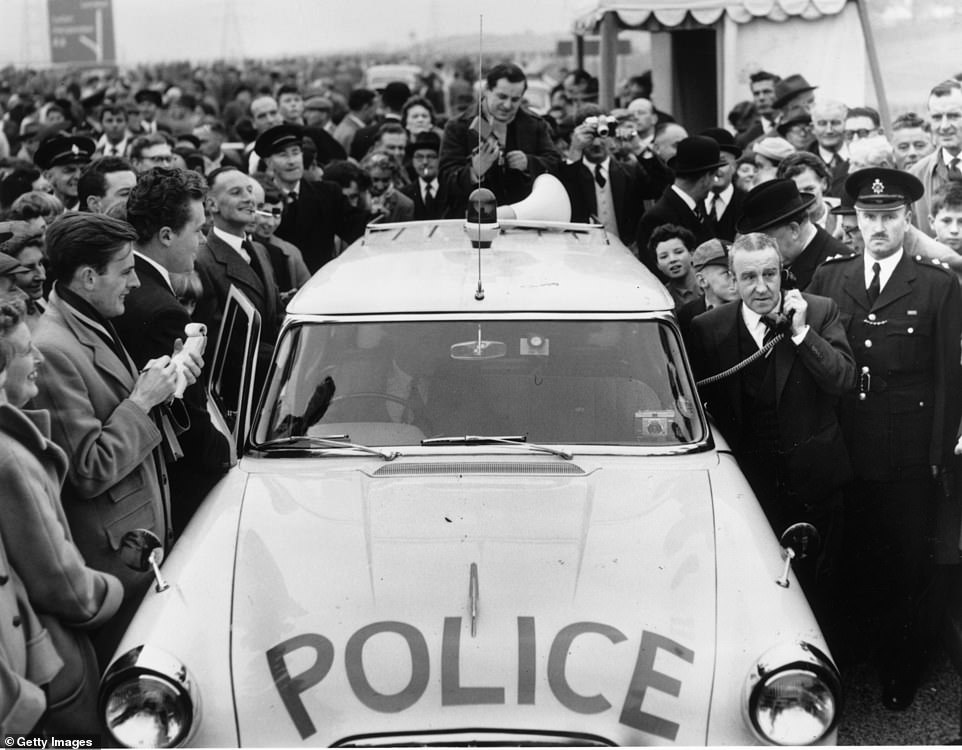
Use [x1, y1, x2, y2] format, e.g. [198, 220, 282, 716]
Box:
[451, 324, 506, 360]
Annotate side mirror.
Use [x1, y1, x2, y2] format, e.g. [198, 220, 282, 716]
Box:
[775, 522, 821, 589]
[119, 529, 170, 593]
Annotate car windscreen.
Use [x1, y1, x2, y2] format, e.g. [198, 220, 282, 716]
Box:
[252, 319, 704, 448]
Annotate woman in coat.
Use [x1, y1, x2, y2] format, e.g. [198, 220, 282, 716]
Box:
[0, 294, 123, 733]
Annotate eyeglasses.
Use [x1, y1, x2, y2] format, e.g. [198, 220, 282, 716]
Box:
[844, 128, 876, 141]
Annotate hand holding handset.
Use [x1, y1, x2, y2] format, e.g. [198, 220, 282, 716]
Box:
[171, 323, 207, 398]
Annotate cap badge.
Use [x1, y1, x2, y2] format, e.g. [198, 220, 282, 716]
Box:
[871, 178, 884, 195]
[70, 143, 80, 155]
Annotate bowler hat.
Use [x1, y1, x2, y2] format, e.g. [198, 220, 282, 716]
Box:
[254, 123, 304, 158]
[667, 136, 727, 175]
[134, 88, 163, 108]
[773, 74, 817, 110]
[845, 167, 924, 210]
[692, 238, 730, 270]
[34, 134, 95, 169]
[405, 130, 441, 158]
[736, 178, 816, 233]
[700, 127, 742, 158]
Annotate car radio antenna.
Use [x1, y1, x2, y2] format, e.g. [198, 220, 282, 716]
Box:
[475, 13, 485, 301]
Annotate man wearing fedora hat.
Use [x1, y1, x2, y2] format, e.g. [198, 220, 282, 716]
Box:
[700, 128, 746, 242]
[736, 177, 849, 290]
[772, 74, 817, 119]
[676, 238, 737, 341]
[635, 135, 726, 273]
[400, 131, 446, 221]
[34, 134, 95, 211]
[808, 167, 962, 710]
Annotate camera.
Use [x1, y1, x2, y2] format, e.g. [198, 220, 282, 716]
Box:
[584, 115, 618, 137]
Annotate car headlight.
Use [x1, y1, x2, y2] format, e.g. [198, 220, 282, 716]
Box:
[99, 645, 198, 748]
[745, 642, 841, 745]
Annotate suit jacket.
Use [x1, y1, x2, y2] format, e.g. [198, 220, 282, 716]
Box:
[32, 290, 169, 597]
[113, 256, 233, 532]
[559, 158, 665, 245]
[0, 404, 124, 733]
[805, 143, 848, 199]
[635, 186, 713, 273]
[262, 235, 311, 293]
[909, 150, 951, 237]
[789, 225, 849, 291]
[807, 251, 962, 479]
[274, 178, 367, 274]
[688, 294, 856, 505]
[194, 230, 281, 349]
[400, 179, 448, 221]
[439, 105, 561, 217]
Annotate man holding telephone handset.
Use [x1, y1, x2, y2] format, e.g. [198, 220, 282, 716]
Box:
[688, 232, 856, 643]
[439, 63, 561, 217]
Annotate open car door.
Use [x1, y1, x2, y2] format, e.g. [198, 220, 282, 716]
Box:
[207, 285, 262, 456]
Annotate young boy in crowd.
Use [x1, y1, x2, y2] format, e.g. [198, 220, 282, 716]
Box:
[928, 180, 962, 254]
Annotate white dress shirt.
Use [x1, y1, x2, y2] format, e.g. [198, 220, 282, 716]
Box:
[863, 248, 903, 293]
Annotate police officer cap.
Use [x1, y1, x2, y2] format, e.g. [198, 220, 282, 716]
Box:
[691, 238, 730, 270]
[254, 123, 304, 158]
[34, 134, 95, 169]
[845, 167, 924, 210]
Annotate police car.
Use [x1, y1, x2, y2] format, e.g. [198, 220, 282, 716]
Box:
[98, 191, 841, 746]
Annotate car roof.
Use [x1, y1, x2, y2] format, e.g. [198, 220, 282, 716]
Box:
[286, 220, 674, 316]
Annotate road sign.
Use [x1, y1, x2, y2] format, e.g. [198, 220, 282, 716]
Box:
[48, 0, 116, 64]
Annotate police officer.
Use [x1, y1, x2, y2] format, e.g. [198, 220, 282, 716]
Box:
[808, 168, 962, 710]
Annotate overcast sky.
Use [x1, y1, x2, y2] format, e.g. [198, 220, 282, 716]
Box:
[1, 0, 582, 65]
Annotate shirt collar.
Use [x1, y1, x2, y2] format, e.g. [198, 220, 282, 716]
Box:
[134, 250, 174, 293]
[671, 184, 698, 211]
[212, 226, 247, 259]
[864, 248, 903, 287]
[707, 183, 734, 210]
[581, 155, 611, 174]
[943, 148, 961, 167]
[740, 295, 782, 333]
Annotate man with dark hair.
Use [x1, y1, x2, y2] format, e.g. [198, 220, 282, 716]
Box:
[333, 89, 377, 157]
[371, 121, 408, 165]
[77, 155, 137, 214]
[400, 131, 446, 220]
[255, 124, 367, 273]
[350, 81, 411, 161]
[276, 84, 305, 125]
[116, 167, 230, 535]
[736, 178, 849, 290]
[194, 118, 241, 173]
[134, 89, 163, 134]
[635, 135, 725, 272]
[890, 113, 934, 171]
[129, 133, 174, 174]
[96, 105, 131, 157]
[439, 63, 561, 217]
[735, 70, 781, 148]
[32, 212, 197, 662]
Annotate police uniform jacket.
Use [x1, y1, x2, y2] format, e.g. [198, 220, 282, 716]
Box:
[807, 251, 962, 479]
[687, 293, 856, 505]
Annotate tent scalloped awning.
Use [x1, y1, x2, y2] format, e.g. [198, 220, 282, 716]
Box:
[572, 0, 850, 34]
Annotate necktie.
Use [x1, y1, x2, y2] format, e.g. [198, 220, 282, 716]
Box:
[594, 163, 606, 188]
[867, 261, 881, 305]
[950, 157, 961, 179]
[243, 239, 267, 291]
[760, 317, 779, 348]
[709, 192, 720, 221]
[424, 183, 434, 208]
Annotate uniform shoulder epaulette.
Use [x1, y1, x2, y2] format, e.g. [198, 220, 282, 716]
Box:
[822, 252, 858, 264]
[912, 254, 954, 274]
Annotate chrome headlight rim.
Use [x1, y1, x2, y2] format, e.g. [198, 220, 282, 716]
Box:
[744, 641, 842, 746]
[99, 644, 199, 748]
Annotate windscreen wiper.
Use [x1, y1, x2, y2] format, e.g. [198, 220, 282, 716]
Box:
[421, 435, 572, 460]
[256, 434, 399, 461]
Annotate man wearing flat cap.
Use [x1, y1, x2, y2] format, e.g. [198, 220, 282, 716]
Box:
[808, 167, 962, 710]
[255, 123, 366, 273]
[737, 178, 849, 290]
[676, 238, 736, 341]
[636, 135, 726, 273]
[34, 134, 95, 211]
[400, 131, 446, 221]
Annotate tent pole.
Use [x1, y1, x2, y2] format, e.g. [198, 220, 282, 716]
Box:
[855, 0, 890, 127]
[599, 11, 618, 110]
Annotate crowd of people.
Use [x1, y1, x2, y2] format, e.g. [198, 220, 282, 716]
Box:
[0, 51, 961, 735]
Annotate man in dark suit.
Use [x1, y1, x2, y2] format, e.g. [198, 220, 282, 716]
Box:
[635, 135, 726, 273]
[734, 70, 780, 149]
[400, 131, 446, 221]
[807, 168, 962, 710]
[559, 106, 668, 246]
[736, 178, 849, 290]
[808, 100, 849, 198]
[439, 63, 561, 218]
[115, 168, 232, 536]
[688, 232, 855, 642]
[700, 128, 747, 242]
[255, 124, 367, 273]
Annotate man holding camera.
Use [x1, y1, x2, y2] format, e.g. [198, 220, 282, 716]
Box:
[439, 63, 561, 217]
[560, 106, 671, 245]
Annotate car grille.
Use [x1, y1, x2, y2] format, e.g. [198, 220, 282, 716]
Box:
[371, 462, 586, 477]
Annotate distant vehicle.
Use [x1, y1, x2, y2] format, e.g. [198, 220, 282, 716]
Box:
[98, 201, 842, 747]
[364, 63, 423, 92]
